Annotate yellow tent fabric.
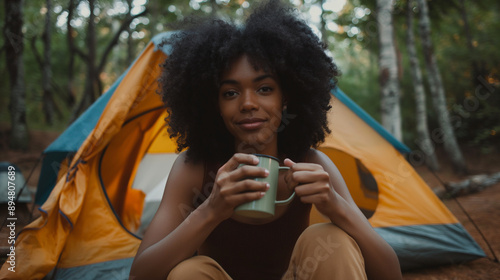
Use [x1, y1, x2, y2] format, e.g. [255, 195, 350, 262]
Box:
[320, 99, 458, 228]
[0, 42, 167, 279]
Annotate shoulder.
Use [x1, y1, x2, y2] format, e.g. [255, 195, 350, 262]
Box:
[304, 148, 334, 166]
[172, 151, 204, 174]
[304, 148, 341, 179]
[165, 151, 205, 194]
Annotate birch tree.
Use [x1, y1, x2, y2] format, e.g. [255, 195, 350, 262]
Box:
[4, 0, 29, 149]
[407, 0, 439, 170]
[377, 0, 403, 141]
[417, 0, 467, 173]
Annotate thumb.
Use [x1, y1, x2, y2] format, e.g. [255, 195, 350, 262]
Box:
[284, 158, 295, 167]
[283, 158, 297, 191]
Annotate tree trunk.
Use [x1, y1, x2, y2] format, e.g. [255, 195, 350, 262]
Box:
[42, 0, 55, 125]
[417, 0, 467, 174]
[69, 1, 147, 123]
[319, 0, 328, 45]
[458, 0, 487, 85]
[433, 172, 500, 199]
[126, 0, 134, 65]
[70, 0, 98, 123]
[210, 0, 218, 16]
[66, 0, 77, 107]
[376, 0, 403, 141]
[147, 0, 159, 36]
[4, 0, 29, 149]
[407, 0, 439, 171]
[96, 9, 148, 75]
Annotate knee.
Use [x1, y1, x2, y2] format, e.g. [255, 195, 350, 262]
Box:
[288, 223, 366, 279]
[296, 223, 363, 262]
[167, 256, 218, 280]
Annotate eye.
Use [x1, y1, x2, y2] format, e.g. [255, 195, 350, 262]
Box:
[257, 86, 273, 94]
[222, 90, 238, 98]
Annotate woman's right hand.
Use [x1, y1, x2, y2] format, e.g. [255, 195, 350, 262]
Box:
[205, 153, 270, 221]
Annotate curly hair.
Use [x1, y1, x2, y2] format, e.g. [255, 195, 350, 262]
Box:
[159, 0, 340, 164]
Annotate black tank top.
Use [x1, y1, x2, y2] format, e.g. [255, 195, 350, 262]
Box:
[197, 162, 312, 280]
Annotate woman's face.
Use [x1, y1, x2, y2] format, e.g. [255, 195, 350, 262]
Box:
[218, 55, 284, 154]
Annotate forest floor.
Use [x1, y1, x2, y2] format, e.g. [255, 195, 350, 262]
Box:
[0, 127, 499, 279]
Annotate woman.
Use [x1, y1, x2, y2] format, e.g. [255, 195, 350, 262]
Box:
[130, 1, 402, 279]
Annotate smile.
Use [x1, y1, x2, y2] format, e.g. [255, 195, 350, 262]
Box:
[237, 118, 266, 130]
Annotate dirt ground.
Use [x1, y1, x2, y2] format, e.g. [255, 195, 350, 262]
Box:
[0, 128, 499, 279]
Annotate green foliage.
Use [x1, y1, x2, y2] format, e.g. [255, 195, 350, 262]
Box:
[1, 0, 257, 131]
[429, 0, 500, 150]
[333, 44, 381, 121]
[327, 0, 500, 150]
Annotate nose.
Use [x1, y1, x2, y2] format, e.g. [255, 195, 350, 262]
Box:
[240, 91, 259, 112]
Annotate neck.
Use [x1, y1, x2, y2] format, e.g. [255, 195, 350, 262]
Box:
[235, 138, 279, 158]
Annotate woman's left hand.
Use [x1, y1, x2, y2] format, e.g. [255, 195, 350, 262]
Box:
[283, 158, 339, 218]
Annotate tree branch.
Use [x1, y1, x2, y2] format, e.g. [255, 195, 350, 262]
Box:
[73, 45, 88, 60]
[30, 35, 44, 69]
[433, 172, 500, 198]
[96, 8, 148, 74]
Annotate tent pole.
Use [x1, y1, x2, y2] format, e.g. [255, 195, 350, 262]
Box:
[1, 154, 43, 231]
[428, 166, 499, 263]
[26, 155, 43, 222]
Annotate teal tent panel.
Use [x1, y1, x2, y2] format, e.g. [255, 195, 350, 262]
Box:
[35, 72, 127, 205]
[44, 72, 126, 154]
[375, 223, 485, 271]
[35, 152, 68, 205]
[331, 87, 411, 154]
[53, 257, 134, 280]
[152, 31, 176, 56]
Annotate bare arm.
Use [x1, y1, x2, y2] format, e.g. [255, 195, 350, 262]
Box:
[284, 149, 402, 280]
[129, 153, 270, 279]
[129, 152, 216, 279]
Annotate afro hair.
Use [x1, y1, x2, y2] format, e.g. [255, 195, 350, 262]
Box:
[159, 0, 340, 164]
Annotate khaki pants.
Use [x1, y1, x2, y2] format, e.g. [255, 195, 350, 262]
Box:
[167, 223, 367, 280]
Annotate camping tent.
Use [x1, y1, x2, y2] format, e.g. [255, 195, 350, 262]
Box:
[0, 32, 485, 279]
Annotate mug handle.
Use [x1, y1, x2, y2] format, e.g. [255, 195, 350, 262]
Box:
[275, 166, 295, 205]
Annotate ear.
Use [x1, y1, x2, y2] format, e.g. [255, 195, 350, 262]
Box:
[282, 97, 288, 109]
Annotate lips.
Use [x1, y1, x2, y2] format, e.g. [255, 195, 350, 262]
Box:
[236, 118, 266, 130]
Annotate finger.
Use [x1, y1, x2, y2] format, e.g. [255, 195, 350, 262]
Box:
[294, 182, 331, 197]
[215, 157, 265, 189]
[221, 153, 259, 172]
[229, 191, 266, 206]
[222, 179, 269, 195]
[283, 159, 298, 190]
[284, 158, 295, 167]
[290, 162, 324, 172]
[284, 173, 298, 192]
[229, 165, 269, 182]
[236, 180, 270, 193]
[291, 169, 330, 184]
[298, 193, 331, 205]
